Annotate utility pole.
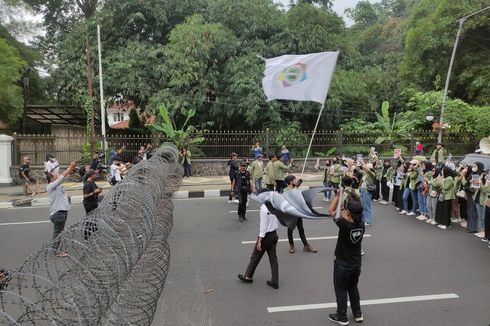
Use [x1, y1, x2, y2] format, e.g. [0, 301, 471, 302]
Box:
[97, 25, 107, 155]
[85, 25, 95, 152]
[438, 6, 490, 144]
[21, 67, 30, 134]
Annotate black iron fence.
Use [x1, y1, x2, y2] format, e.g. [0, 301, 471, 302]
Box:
[10, 130, 479, 166]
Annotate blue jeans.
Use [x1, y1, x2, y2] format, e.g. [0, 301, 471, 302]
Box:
[476, 203, 485, 230]
[417, 190, 427, 214]
[402, 188, 418, 213]
[183, 163, 191, 177]
[254, 178, 263, 193]
[323, 181, 331, 199]
[360, 188, 372, 224]
[50, 210, 67, 251]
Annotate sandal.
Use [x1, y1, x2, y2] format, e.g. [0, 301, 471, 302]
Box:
[56, 251, 69, 258]
[30, 192, 37, 197]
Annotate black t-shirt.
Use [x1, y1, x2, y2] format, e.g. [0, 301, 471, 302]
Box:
[90, 158, 100, 170]
[83, 181, 99, 206]
[235, 170, 250, 192]
[334, 217, 365, 265]
[19, 164, 30, 177]
[228, 160, 239, 179]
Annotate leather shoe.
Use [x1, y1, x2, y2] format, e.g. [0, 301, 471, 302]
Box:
[303, 245, 317, 253]
[289, 245, 295, 254]
[237, 274, 253, 283]
[266, 280, 279, 289]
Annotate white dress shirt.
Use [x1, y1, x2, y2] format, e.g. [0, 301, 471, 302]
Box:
[259, 204, 279, 238]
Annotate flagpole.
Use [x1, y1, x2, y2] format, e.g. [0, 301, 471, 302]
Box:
[301, 102, 325, 179]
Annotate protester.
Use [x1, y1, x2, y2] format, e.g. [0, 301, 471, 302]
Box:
[327, 188, 365, 325]
[180, 147, 192, 178]
[248, 153, 264, 193]
[46, 160, 77, 257]
[380, 159, 394, 204]
[273, 153, 293, 193]
[90, 151, 101, 170]
[416, 161, 431, 221]
[83, 169, 102, 214]
[284, 175, 317, 254]
[462, 164, 479, 233]
[228, 152, 239, 203]
[430, 143, 445, 167]
[433, 166, 455, 229]
[45, 153, 60, 177]
[19, 156, 40, 197]
[393, 159, 404, 209]
[468, 162, 486, 238]
[133, 149, 145, 165]
[414, 141, 424, 155]
[359, 162, 376, 225]
[232, 161, 254, 222]
[109, 156, 125, 186]
[323, 159, 333, 201]
[280, 145, 290, 165]
[252, 142, 263, 159]
[373, 157, 383, 201]
[454, 164, 468, 228]
[264, 154, 276, 191]
[401, 159, 419, 216]
[426, 167, 441, 225]
[237, 196, 279, 289]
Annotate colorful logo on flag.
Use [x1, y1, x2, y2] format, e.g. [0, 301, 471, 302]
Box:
[277, 63, 307, 87]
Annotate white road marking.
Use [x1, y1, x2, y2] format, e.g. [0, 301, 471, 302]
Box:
[229, 206, 324, 213]
[267, 293, 460, 313]
[0, 221, 51, 226]
[241, 234, 371, 244]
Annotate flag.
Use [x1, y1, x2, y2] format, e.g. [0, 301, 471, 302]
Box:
[262, 51, 339, 104]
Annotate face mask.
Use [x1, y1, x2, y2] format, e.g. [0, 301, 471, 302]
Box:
[472, 167, 478, 172]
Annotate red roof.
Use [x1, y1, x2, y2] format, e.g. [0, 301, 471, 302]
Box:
[110, 120, 129, 129]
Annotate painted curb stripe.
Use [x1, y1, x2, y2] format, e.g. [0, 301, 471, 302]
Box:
[241, 234, 372, 244]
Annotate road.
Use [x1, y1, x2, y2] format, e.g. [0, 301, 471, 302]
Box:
[1, 197, 489, 326]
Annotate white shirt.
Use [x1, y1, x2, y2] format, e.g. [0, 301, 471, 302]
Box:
[46, 160, 60, 176]
[110, 164, 122, 181]
[259, 204, 279, 238]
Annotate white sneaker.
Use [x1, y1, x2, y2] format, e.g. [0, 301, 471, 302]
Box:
[228, 200, 233, 204]
[430, 220, 438, 225]
[407, 212, 416, 216]
[323, 198, 330, 202]
[395, 207, 400, 211]
[474, 232, 485, 238]
[451, 218, 461, 223]
[379, 200, 388, 205]
[416, 214, 425, 220]
[373, 199, 378, 201]
[233, 199, 239, 204]
[400, 210, 407, 215]
[426, 218, 433, 224]
[420, 215, 429, 221]
[438, 225, 448, 230]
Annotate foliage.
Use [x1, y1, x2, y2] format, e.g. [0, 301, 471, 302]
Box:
[128, 108, 142, 129]
[315, 146, 337, 157]
[147, 104, 208, 150]
[269, 121, 309, 157]
[0, 38, 26, 125]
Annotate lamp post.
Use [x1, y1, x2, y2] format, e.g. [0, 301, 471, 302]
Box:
[438, 6, 490, 144]
[425, 112, 435, 123]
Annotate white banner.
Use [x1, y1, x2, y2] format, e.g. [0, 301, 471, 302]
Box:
[262, 51, 339, 104]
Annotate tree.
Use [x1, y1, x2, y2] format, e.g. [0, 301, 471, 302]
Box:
[128, 108, 142, 129]
[400, 0, 490, 105]
[0, 38, 27, 125]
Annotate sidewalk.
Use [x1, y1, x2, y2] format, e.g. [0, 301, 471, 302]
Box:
[0, 172, 325, 208]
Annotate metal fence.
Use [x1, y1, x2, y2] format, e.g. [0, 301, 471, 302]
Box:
[10, 130, 479, 165]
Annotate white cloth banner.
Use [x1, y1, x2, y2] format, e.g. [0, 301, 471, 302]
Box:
[262, 51, 339, 104]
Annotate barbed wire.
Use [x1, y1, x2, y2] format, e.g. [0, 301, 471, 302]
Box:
[0, 144, 182, 325]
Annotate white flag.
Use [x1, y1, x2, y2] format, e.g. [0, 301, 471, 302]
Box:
[262, 51, 339, 104]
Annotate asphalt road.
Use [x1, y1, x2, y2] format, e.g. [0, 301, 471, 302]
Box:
[1, 198, 489, 326]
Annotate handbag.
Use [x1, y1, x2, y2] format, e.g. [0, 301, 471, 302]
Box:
[456, 190, 467, 199]
[429, 190, 439, 198]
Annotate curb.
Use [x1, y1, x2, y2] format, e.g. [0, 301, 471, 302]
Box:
[1, 186, 317, 208]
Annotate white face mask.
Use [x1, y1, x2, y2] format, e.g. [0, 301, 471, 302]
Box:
[472, 167, 478, 172]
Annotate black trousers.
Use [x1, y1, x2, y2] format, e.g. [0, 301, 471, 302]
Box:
[83, 202, 99, 240]
[435, 199, 451, 227]
[50, 210, 67, 251]
[393, 185, 401, 207]
[485, 206, 490, 240]
[245, 230, 279, 284]
[372, 179, 380, 200]
[237, 190, 248, 217]
[287, 218, 309, 247]
[275, 180, 287, 193]
[380, 177, 389, 201]
[458, 197, 467, 220]
[334, 259, 362, 317]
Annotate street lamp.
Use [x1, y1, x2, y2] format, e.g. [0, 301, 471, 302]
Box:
[425, 112, 435, 122]
[438, 5, 490, 144]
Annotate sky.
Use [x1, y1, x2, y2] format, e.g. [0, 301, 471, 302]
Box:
[274, 0, 379, 25]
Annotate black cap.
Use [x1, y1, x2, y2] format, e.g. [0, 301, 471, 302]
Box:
[113, 156, 122, 161]
[239, 161, 247, 166]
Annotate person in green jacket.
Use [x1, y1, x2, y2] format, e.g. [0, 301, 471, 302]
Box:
[430, 143, 445, 167]
[433, 166, 455, 229]
[273, 153, 293, 193]
[401, 160, 419, 216]
[380, 160, 394, 204]
[323, 159, 333, 201]
[359, 163, 376, 225]
[329, 157, 342, 190]
[264, 154, 276, 191]
[180, 147, 192, 177]
[426, 167, 442, 225]
[248, 154, 264, 193]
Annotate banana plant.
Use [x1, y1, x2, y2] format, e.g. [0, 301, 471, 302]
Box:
[374, 101, 411, 150]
